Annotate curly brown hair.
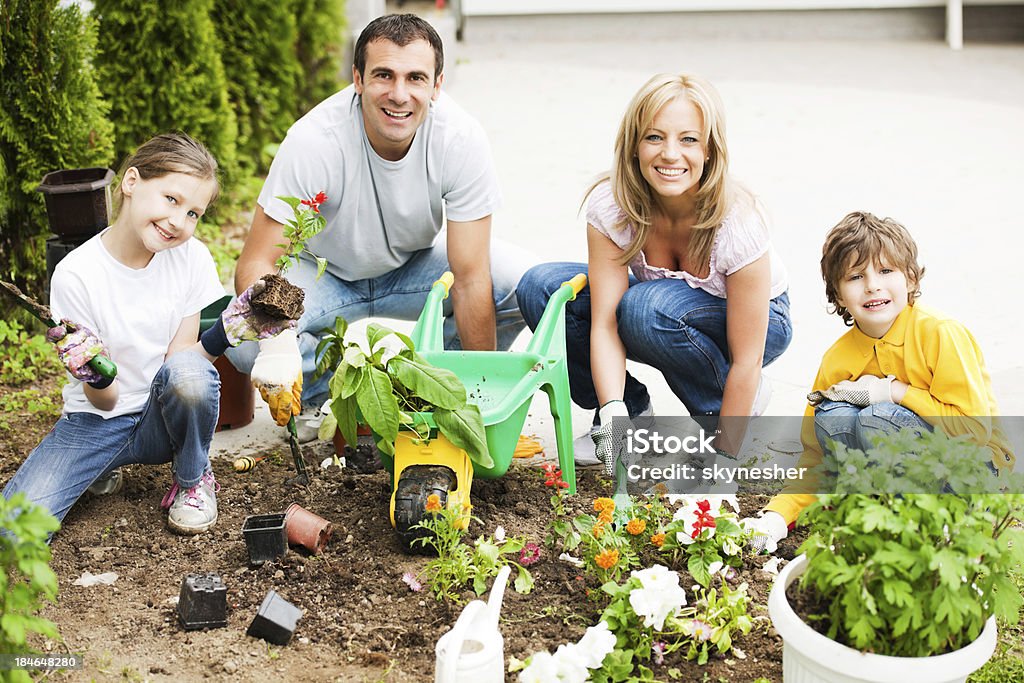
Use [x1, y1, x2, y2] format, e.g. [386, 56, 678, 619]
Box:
[821, 211, 925, 326]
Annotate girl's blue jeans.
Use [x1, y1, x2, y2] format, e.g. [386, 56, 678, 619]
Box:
[225, 237, 537, 408]
[516, 262, 793, 416]
[1, 350, 219, 525]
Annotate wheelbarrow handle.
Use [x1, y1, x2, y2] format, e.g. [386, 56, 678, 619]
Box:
[435, 271, 454, 297]
[561, 274, 588, 298]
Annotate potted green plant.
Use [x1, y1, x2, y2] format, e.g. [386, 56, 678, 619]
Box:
[768, 429, 1024, 683]
[313, 317, 490, 469]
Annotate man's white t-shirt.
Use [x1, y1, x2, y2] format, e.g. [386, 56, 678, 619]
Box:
[258, 85, 502, 282]
[50, 232, 225, 418]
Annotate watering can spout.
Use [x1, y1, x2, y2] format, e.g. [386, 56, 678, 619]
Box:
[434, 567, 511, 683]
[486, 565, 512, 631]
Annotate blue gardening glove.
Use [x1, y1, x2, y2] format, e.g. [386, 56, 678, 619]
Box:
[807, 375, 894, 407]
[47, 320, 108, 384]
[222, 279, 297, 345]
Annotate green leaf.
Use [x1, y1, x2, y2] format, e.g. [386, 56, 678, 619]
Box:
[318, 410, 338, 441]
[355, 367, 400, 445]
[514, 566, 534, 594]
[688, 552, 712, 588]
[366, 323, 395, 351]
[315, 257, 328, 280]
[330, 395, 358, 448]
[388, 355, 466, 409]
[434, 405, 492, 469]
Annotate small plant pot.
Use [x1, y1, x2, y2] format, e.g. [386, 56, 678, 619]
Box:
[177, 573, 227, 631]
[242, 514, 288, 566]
[283, 503, 333, 554]
[36, 167, 115, 239]
[246, 590, 303, 646]
[768, 554, 998, 683]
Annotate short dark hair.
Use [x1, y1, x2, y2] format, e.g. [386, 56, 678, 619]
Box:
[821, 211, 925, 326]
[353, 14, 444, 80]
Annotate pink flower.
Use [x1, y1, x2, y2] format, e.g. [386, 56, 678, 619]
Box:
[652, 641, 666, 665]
[401, 572, 422, 592]
[519, 542, 541, 567]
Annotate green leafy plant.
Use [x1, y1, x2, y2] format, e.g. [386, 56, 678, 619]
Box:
[410, 504, 534, 602]
[0, 388, 63, 431]
[0, 320, 61, 385]
[660, 495, 746, 588]
[796, 430, 1024, 657]
[273, 192, 328, 277]
[0, 493, 61, 682]
[314, 318, 491, 467]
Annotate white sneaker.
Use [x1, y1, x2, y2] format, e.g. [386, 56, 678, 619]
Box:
[87, 468, 123, 496]
[162, 471, 219, 535]
[573, 403, 653, 467]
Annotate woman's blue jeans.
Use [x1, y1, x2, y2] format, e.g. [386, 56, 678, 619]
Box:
[516, 262, 793, 416]
[1, 351, 219, 525]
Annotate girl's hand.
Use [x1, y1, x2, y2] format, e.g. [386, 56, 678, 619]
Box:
[221, 278, 297, 346]
[47, 320, 108, 383]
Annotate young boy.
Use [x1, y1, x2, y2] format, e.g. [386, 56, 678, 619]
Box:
[745, 211, 1013, 551]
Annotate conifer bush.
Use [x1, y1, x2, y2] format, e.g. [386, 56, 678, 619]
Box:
[0, 0, 114, 295]
[92, 0, 239, 187]
[293, 0, 348, 115]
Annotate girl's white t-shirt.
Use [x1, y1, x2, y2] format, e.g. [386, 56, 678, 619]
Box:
[586, 181, 788, 299]
[50, 232, 225, 418]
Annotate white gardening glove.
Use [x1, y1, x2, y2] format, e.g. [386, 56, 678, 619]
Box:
[251, 329, 302, 426]
[741, 511, 788, 554]
[592, 400, 631, 477]
[807, 375, 895, 408]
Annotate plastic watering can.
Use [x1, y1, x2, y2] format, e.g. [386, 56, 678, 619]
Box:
[434, 565, 511, 683]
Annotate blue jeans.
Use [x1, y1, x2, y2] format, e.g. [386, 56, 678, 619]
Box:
[813, 400, 932, 454]
[226, 237, 538, 408]
[1, 351, 219, 525]
[516, 262, 793, 416]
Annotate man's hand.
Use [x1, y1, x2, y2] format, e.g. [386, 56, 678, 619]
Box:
[222, 279, 297, 345]
[807, 375, 895, 407]
[741, 511, 788, 554]
[47, 320, 108, 384]
[251, 329, 302, 426]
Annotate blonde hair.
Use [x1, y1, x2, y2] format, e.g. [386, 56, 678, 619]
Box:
[587, 73, 750, 267]
[112, 132, 219, 216]
[821, 211, 925, 326]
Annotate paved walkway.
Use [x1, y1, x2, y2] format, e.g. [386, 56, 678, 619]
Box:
[214, 23, 1024, 474]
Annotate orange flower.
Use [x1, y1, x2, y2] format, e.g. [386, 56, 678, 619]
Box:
[626, 518, 646, 535]
[598, 509, 614, 524]
[595, 549, 619, 570]
[425, 494, 442, 512]
[592, 520, 606, 538]
[651, 533, 666, 548]
[593, 497, 615, 514]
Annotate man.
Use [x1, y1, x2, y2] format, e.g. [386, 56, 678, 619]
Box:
[226, 14, 535, 435]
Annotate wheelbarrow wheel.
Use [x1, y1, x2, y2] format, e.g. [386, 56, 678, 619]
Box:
[394, 465, 457, 553]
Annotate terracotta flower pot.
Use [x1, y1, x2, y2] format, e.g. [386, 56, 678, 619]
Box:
[283, 503, 333, 554]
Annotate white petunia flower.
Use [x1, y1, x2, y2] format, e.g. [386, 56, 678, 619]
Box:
[628, 565, 687, 630]
[494, 525, 506, 542]
[575, 621, 616, 669]
[518, 651, 560, 683]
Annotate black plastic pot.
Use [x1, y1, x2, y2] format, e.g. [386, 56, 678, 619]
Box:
[44, 236, 88, 299]
[177, 573, 228, 631]
[246, 590, 303, 645]
[242, 514, 287, 566]
[36, 167, 115, 239]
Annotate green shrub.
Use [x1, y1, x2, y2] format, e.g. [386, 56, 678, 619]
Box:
[0, 320, 61, 386]
[292, 0, 348, 115]
[212, 0, 301, 173]
[0, 493, 61, 683]
[92, 0, 239, 191]
[0, 0, 114, 296]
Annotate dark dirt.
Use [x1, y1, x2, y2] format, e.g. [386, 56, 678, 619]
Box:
[251, 274, 304, 321]
[1, 378, 800, 682]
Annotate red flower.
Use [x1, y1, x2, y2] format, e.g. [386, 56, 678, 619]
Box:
[541, 463, 568, 488]
[519, 542, 541, 566]
[300, 190, 328, 213]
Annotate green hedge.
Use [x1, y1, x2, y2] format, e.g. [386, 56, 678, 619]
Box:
[293, 0, 348, 116]
[0, 0, 114, 295]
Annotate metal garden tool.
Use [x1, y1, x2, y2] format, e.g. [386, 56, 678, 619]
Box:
[0, 279, 117, 379]
[285, 415, 309, 486]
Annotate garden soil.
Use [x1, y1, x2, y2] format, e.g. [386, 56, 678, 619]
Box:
[1, 378, 801, 682]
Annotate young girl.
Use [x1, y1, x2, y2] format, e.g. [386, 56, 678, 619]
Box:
[2, 132, 291, 536]
[517, 73, 793, 471]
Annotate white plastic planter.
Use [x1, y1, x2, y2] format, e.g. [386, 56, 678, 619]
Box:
[768, 554, 997, 683]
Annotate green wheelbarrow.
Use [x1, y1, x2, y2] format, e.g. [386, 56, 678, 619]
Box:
[386, 271, 586, 547]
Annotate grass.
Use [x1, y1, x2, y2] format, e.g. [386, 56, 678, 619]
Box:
[969, 565, 1024, 682]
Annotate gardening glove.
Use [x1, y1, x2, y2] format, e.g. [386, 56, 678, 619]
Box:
[201, 280, 298, 358]
[741, 511, 788, 554]
[251, 328, 303, 426]
[807, 375, 895, 408]
[592, 400, 632, 478]
[47, 320, 109, 386]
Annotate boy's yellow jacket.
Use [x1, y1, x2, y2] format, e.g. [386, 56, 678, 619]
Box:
[765, 303, 1014, 525]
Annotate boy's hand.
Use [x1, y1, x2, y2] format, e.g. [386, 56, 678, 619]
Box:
[808, 375, 895, 407]
[251, 329, 302, 426]
[741, 511, 788, 554]
[47, 320, 108, 383]
[222, 279, 297, 346]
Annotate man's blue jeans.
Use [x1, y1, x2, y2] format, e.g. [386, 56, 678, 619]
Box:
[516, 262, 793, 416]
[226, 236, 538, 408]
[1, 351, 219, 525]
